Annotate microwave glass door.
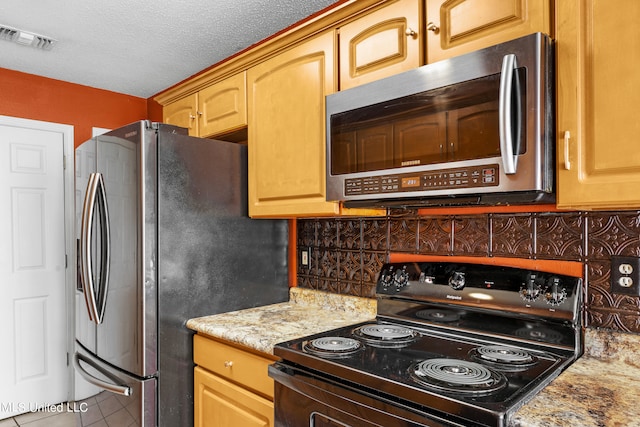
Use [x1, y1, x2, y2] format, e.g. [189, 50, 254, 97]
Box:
[330, 69, 526, 175]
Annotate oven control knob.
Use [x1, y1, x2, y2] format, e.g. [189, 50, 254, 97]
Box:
[544, 277, 567, 306]
[379, 268, 394, 290]
[520, 274, 542, 302]
[393, 266, 410, 291]
[448, 271, 466, 290]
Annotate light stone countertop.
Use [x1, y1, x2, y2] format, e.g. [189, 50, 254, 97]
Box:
[511, 328, 640, 427]
[186, 287, 377, 355]
[187, 289, 640, 426]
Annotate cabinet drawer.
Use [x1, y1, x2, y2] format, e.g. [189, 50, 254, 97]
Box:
[194, 367, 274, 427]
[193, 334, 277, 399]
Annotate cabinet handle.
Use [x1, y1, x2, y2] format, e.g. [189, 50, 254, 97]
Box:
[189, 113, 196, 120]
[563, 130, 571, 170]
[405, 28, 418, 38]
[197, 111, 203, 116]
[426, 22, 440, 34]
[224, 361, 233, 368]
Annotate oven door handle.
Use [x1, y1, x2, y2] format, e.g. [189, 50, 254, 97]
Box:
[499, 53, 521, 175]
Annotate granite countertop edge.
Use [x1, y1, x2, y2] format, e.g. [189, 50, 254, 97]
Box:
[186, 287, 377, 355]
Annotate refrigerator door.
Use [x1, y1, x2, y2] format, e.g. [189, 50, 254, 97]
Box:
[96, 127, 144, 374]
[75, 137, 97, 354]
[74, 343, 156, 426]
[77, 121, 158, 378]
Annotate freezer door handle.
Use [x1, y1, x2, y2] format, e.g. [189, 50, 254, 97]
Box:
[79, 172, 111, 324]
[73, 352, 132, 396]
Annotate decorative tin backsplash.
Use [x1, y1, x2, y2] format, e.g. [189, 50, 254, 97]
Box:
[296, 210, 640, 334]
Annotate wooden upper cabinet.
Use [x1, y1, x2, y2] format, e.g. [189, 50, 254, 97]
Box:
[247, 30, 339, 217]
[339, 0, 422, 90]
[163, 93, 198, 136]
[426, 0, 552, 63]
[394, 113, 447, 166]
[162, 72, 247, 139]
[556, 0, 640, 209]
[198, 72, 247, 138]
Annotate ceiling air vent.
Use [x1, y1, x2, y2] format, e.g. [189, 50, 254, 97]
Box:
[0, 24, 56, 50]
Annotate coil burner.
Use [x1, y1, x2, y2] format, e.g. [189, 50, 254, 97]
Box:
[515, 326, 564, 344]
[415, 309, 461, 323]
[352, 324, 420, 348]
[409, 358, 507, 395]
[470, 345, 537, 371]
[303, 337, 363, 358]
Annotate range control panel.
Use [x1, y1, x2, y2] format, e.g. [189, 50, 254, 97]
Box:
[376, 262, 582, 323]
[344, 164, 499, 196]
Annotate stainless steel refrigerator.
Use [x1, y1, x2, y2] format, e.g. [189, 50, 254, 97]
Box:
[73, 121, 289, 426]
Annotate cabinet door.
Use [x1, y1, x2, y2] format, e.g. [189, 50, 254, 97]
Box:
[426, 0, 552, 63]
[357, 124, 394, 171]
[331, 130, 358, 174]
[556, 0, 640, 209]
[163, 93, 198, 136]
[198, 72, 247, 137]
[339, 0, 421, 90]
[393, 113, 447, 166]
[194, 367, 273, 427]
[247, 30, 338, 217]
[448, 101, 500, 162]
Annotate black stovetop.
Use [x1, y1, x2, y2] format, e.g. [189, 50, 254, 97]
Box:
[274, 261, 583, 427]
[274, 319, 574, 427]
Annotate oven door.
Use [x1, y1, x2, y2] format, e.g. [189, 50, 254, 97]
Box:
[269, 363, 466, 427]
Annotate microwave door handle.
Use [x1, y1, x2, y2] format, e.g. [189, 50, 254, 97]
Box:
[499, 53, 518, 174]
[80, 173, 100, 323]
[94, 173, 110, 324]
[73, 352, 132, 396]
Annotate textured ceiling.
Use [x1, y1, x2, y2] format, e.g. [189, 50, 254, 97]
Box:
[0, 0, 340, 98]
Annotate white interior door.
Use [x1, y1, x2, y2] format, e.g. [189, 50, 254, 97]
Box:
[0, 117, 74, 418]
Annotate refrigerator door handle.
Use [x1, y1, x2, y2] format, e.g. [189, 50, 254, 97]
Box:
[80, 172, 111, 324]
[73, 352, 132, 396]
[95, 172, 111, 323]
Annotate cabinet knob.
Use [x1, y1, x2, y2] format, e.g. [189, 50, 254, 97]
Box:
[405, 28, 418, 38]
[427, 22, 440, 34]
[189, 113, 196, 120]
[224, 360, 233, 368]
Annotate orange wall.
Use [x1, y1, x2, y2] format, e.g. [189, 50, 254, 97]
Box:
[0, 67, 162, 148]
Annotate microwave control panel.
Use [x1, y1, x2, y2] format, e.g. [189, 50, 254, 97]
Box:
[344, 164, 499, 196]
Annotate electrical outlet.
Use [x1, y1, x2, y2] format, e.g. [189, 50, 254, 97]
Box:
[611, 256, 640, 295]
[300, 247, 311, 268]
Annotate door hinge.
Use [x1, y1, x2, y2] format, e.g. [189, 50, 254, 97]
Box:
[63, 154, 67, 170]
[65, 254, 68, 268]
[66, 352, 70, 366]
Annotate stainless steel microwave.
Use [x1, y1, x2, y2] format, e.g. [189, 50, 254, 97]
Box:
[326, 33, 554, 208]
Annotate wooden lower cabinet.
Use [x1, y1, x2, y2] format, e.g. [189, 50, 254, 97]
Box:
[193, 334, 277, 427]
[194, 367, 273, 427]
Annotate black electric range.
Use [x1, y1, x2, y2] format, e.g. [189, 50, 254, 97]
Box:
[270, 260, 583, 427]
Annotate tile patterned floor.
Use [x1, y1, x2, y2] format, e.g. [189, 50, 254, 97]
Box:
[0, 392, 137, 427]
